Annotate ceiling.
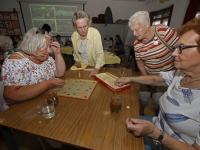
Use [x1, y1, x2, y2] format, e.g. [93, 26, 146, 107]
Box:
[107, 0, 162, 4]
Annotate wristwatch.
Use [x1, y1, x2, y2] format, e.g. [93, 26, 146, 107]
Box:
[130, 77, 134, 83]
[152, 130, 164, 146]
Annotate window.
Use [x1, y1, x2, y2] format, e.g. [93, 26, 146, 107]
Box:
[152, 7, 171, 26]
[196, 3, 200, 18]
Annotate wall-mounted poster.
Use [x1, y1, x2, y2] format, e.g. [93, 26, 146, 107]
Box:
[0, 12, 22, 36]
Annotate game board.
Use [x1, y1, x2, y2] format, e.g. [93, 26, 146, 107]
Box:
[94, 72, 131, 93]
[54, 78, 98, 100]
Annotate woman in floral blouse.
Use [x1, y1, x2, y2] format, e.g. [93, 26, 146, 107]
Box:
[1, 27, 66, 110]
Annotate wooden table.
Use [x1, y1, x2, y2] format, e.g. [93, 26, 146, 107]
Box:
[0, 68, 144, 150]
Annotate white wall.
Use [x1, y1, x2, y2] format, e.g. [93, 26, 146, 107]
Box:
[145, 0, 190, 29]
[125, 0, 190, 46]
[85, 0, 143, 22]
[0, 0, 143, 35]
[92, 23, 128, 43]
[0, 0, 190, 43]
[0, 0, 143, 44]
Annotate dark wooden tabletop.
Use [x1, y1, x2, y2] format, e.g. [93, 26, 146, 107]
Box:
[0, 67, 144, 150]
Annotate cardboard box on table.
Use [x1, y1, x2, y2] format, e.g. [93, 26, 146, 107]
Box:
[94, 72, 131, 93]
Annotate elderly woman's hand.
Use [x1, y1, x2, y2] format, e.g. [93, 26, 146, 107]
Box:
[51, 41, 61, 55]
[89, 69, 99, 77]
[126, 118, 158, 138]
[74, 61, 80, 67]
[46, 78, 65, 88]
[114, 77, 130, 87]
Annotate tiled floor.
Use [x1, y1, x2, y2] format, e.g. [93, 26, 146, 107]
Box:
[0, 55, 155, 150]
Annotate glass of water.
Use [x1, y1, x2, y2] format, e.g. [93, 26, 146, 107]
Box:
[41, 99, 55, 119]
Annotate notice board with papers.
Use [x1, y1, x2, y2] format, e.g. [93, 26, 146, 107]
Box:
[0, 12, 22, 36]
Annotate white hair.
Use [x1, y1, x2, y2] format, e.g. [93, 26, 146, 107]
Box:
[0, 35, 13, 49]
[128, 11, 150, 27]
[19, 27, 51, 56]
[72, 11, 91, 29]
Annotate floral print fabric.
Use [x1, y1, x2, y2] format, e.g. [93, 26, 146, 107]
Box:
[2, 55, 56, 86]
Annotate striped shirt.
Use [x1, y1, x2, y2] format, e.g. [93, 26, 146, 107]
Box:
[134, 25, 179, 75]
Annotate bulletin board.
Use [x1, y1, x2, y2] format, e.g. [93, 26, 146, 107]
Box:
[0, 12, 22, 36]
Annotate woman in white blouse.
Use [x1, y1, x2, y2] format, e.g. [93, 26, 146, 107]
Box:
[115, 18, 200, 150]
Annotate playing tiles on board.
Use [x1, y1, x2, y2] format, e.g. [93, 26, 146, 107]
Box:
[55, 78, 98, 100]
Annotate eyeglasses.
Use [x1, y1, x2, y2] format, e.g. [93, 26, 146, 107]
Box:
[172, 45, 200, 54]
[36, 28, 45, 34]
[39, 46, 52, 55]
[77, 25, 88, 31]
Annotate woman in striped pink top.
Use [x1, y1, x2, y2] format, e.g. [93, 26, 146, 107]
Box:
[128, 11, 179, 116]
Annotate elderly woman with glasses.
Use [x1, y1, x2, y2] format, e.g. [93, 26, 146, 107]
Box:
[71, 11, 105, 76]
[1, 27, 66, 110]
[114, 18, 200, 150]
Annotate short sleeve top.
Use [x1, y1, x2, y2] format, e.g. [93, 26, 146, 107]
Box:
[1, 52, 56, 86]
[153, 70, 200, 146]
[134, 25, 179, 75]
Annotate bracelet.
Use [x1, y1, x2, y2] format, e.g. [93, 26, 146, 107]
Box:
[130, 77, 134, 83]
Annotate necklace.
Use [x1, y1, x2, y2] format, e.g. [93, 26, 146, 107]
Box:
[178, 77, 200, 89]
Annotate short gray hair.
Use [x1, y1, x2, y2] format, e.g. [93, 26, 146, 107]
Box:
[72, 11, 91, 29]
[128, 11, 150, 27]
[0, 35, 13, 49]
[20, 28, 51, 56]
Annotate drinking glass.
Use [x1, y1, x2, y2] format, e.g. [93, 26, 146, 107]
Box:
[47, 89, 59, 106]
[41, 99, 55, 119]
[110, 94, 122, 112]
[35, 104, 42, 114]
[120, 68, 126, 77]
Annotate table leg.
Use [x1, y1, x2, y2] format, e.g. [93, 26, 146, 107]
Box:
[37, 137, 47, 150]
[0, 127, 19, 150]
